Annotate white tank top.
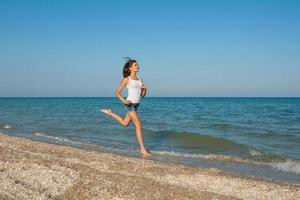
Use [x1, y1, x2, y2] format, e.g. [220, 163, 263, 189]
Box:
[126, 76, 143, 103]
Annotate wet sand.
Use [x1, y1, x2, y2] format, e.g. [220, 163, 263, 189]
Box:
[0, 134, 299, 200]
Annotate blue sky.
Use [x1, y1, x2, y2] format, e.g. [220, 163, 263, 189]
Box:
[0, 0, 299, 97]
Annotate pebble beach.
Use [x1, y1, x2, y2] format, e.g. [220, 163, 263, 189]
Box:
[0, 134, 299, 200]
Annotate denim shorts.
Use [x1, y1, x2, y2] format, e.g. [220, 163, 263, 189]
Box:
[124, 103, 140, 112]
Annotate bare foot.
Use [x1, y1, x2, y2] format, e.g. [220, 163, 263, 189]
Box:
[100, 109, 112, 116]
[140, 149, 152, 159]
[146, 148, 151, 154]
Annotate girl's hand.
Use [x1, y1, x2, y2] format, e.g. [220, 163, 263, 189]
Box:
[124, 100, 132, 105]
[141, 84, 148, 90]
[141, 84, 147, 98]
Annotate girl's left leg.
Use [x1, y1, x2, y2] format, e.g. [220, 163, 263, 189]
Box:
[127, 110, 152, 158]
[100, 109, 132, 127]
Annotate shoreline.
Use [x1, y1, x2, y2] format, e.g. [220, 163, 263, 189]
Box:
[0, 134, 299, 199]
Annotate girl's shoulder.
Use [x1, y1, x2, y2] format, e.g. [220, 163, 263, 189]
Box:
[121, 76, 130, 85]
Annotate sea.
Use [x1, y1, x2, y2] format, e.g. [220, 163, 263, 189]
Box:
[0, 97, 299, 185]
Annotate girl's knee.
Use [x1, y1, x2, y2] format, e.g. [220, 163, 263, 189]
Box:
[134, 121, 142, 128]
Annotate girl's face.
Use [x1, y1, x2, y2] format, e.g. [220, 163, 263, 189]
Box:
[130, 62, 139, 72]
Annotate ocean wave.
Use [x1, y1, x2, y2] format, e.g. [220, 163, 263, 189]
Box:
[0, 123, 11, 129]
[161, 131, 249, 152]
[152, 150, 300, 175]
[33, 132, 82, 145]
[248, 149, 263, 156]
[152, 150, 254, 164]
[270, 160, 300, 175]
[151, 130, 289, 161]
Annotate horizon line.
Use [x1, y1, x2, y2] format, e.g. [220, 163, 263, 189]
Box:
[1, 96, 300, 98]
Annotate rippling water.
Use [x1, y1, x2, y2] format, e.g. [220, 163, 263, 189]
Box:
[1, 97, 299, 184]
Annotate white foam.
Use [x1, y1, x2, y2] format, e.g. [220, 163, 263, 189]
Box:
[33, 132, 82, 145]
[153, 150, 300, 175]
[152, 150, 250, 163]
[34, 132, 48, 137]
[270, 160, 300, 175]
[3, 124, 11, 129]
[248, 149, 263, 156]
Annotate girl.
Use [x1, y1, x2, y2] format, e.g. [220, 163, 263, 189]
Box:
[100, 58, 152, 159]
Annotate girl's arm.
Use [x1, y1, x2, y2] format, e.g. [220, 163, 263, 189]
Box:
[140, 78, 147, 97]
[141, 87, 147, 97]
[115, 77, 129, 104]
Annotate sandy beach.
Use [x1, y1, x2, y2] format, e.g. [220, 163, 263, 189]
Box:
[0, 134, 299, 200]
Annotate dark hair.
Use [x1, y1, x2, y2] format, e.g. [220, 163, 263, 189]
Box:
[123, 57, 137, 78]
